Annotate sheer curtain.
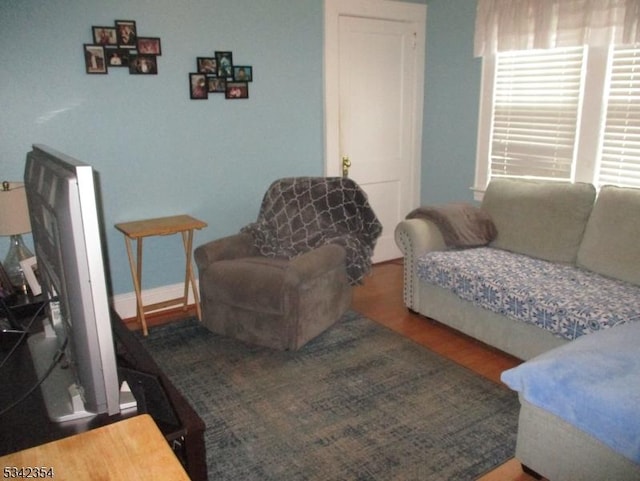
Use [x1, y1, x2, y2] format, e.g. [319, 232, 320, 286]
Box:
[474, 0, 640, 56]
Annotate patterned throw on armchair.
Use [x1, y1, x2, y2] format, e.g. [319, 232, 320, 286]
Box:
[194, 177, 382, 350]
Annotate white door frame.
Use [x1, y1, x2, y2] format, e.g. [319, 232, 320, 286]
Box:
[323, 0, 426, 213]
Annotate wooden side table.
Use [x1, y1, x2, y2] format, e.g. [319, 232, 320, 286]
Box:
[0, 415, 191, 480]
[115, 214, 207, 335]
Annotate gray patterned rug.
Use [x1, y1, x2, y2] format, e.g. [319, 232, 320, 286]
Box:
[140, 311, 518, 480]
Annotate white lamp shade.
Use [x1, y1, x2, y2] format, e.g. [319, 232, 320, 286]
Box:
[0, 182, 32, 236]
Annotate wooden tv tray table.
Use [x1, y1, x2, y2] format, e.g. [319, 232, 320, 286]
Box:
[0, 415, 190, 480]
[115, 214, 207, 335]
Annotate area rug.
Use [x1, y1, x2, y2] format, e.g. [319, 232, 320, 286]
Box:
[140, 311, 519, 480]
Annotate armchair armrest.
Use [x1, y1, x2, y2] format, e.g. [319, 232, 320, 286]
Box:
[394, 218, 446, 311]
[286, 244, 347, 285]
[194, 232, 258, 270]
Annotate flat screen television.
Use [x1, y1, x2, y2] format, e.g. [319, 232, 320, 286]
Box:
[24, 144, 134, 422]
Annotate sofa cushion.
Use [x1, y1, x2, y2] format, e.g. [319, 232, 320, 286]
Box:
[416, 247, 640, 341]
[577, 185, 640, 286]
[481, 178, 596, 263]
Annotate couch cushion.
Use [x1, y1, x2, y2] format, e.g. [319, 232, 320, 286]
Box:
[577, 185, 640, 286]
[416, 247, 640, 341]
[481, 178, 596, 263]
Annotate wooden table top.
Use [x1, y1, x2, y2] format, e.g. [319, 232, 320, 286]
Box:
[115, 214, 207, 238]
[0, 414, 190, 480]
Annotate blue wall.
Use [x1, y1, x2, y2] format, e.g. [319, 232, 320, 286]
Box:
[0, 0, 480, 296]
[423, 0, 481, 203]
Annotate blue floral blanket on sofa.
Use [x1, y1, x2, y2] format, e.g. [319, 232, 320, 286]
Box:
[416, 247, 640, 340]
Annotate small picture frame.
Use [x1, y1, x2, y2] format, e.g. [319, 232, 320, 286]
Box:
[129, 55, 158, 74]
[208, 77, 226, 93]
[233, 66, 252, 82]
[92, 26, 117, 46]
[197, 57, 217, 74]
[115, 20, 137, 47]
[83, 44, 107, 74]
[137, 37, 161, 56]
[190, 73, 208, 99]
[106, 48, 131, 68]
[225, 82, 249, 99]
[215, 51, 233, 78]
[20, 257, 41, 296]
[0, 261, 15, 297]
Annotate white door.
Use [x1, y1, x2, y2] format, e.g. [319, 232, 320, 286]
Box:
[324, 0, 426, 263]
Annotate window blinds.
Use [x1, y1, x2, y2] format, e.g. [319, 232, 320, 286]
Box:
[490, 48, 584, 180]
[598, 46, 640, 189]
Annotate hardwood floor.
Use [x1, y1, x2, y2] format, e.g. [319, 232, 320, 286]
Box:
[132, 258, 541, 480]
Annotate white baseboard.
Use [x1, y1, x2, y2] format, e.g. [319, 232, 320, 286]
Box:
[111, 281, 198, 320]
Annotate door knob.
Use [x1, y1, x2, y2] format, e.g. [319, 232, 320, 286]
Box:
[342, 156, 351, 177]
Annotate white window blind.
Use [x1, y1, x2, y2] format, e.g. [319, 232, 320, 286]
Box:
[598, 46, 640, 189]
[490, 48, 584, 180]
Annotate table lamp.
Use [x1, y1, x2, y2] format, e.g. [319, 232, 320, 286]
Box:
[0, 181, 33, 294]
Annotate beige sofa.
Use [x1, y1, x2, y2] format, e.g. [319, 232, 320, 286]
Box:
[395, 178, 640, 479]
[394, 178, 640, 360]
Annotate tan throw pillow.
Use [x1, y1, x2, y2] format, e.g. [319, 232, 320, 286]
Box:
[577, 185, 640, 286]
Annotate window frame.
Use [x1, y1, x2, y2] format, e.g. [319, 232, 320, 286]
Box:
[474, 45, 615, 201]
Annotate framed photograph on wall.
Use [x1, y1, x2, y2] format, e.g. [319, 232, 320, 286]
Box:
[190, 73, 208, 99]
[137, 37, 162, 56]
[197, 57, 217, 74]
[83, 44, 107, 74]
[215, 51, 233, 78]
[106, 48, 131, 68]
[225, 82, 249, 99]
[129, 55, 158, 74]
[208, 77, 226, 93]
[233, 66, 252, 82]
[92, 26, 117, 46]
[115, 20, 137, 47]
[20, 257, 41, 296]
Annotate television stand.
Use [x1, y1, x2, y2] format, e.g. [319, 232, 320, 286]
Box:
[0, 310, 207, 481]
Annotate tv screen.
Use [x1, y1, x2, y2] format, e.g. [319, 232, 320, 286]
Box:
[24, 144, 131, 422]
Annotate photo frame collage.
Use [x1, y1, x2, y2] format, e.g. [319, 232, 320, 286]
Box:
[84, 20, 161, 75]
[189, 51, 252, 100]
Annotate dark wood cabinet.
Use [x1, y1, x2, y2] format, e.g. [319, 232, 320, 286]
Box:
[0, 310, 207, 481]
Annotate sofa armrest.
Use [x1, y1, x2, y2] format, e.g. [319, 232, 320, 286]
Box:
[286, 244, 347, 285]
[194, 232, 258, 270]
[394, 218, 446, 311]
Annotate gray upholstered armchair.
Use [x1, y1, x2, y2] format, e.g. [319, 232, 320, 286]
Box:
[194, 177, 381, 350]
